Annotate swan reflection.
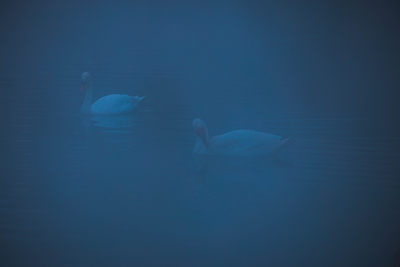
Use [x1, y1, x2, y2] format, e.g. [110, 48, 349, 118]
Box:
[81, 114, 139, 134]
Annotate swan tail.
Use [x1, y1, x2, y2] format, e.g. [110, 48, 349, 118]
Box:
[131, 96, 146, 103]
[275, 137, 291, 154]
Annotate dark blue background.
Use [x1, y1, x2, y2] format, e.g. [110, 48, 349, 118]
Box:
[1, 1, 399, 266]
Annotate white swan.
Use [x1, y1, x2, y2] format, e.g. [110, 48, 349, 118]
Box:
[192, 118, 290, 157]
[80, 72, 145, 115]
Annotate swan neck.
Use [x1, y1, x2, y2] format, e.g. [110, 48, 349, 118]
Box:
[197, 134, 209, 147]
[81, 85, 93, 114]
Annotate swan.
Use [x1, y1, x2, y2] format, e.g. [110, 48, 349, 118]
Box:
[80, 72, 145, 115]
[192, 118, 290, 157]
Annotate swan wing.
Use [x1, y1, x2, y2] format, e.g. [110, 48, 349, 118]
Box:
[91, 94, 137, 114]
[211, 130, 283, 156]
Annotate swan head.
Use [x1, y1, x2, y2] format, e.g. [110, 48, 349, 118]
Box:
[192, 118, 209, 146]
[81, 72, 92, 91]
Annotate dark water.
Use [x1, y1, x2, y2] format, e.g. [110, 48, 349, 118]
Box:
[2, 1, 400, 267]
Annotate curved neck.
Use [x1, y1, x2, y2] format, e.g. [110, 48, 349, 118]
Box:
[196, 126, 209, 147]
[80, 84, 93, 114]
[196, 136, 209, 148]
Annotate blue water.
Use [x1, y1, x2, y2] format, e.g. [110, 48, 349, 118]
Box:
[2, 1, 400, 266]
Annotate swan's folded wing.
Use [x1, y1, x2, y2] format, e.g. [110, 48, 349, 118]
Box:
[91, 94, 136, 114]
[211, 130, 282, 156]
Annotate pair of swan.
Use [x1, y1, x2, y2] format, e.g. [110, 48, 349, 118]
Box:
[80, 72, 290, 157]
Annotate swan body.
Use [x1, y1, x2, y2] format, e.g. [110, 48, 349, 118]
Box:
[80, 72, 145, 115]
[192, 118, 290, 157]
[90, 94, 145, 115]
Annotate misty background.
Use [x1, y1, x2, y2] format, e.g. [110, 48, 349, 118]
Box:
[1, 1, 399, 266]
